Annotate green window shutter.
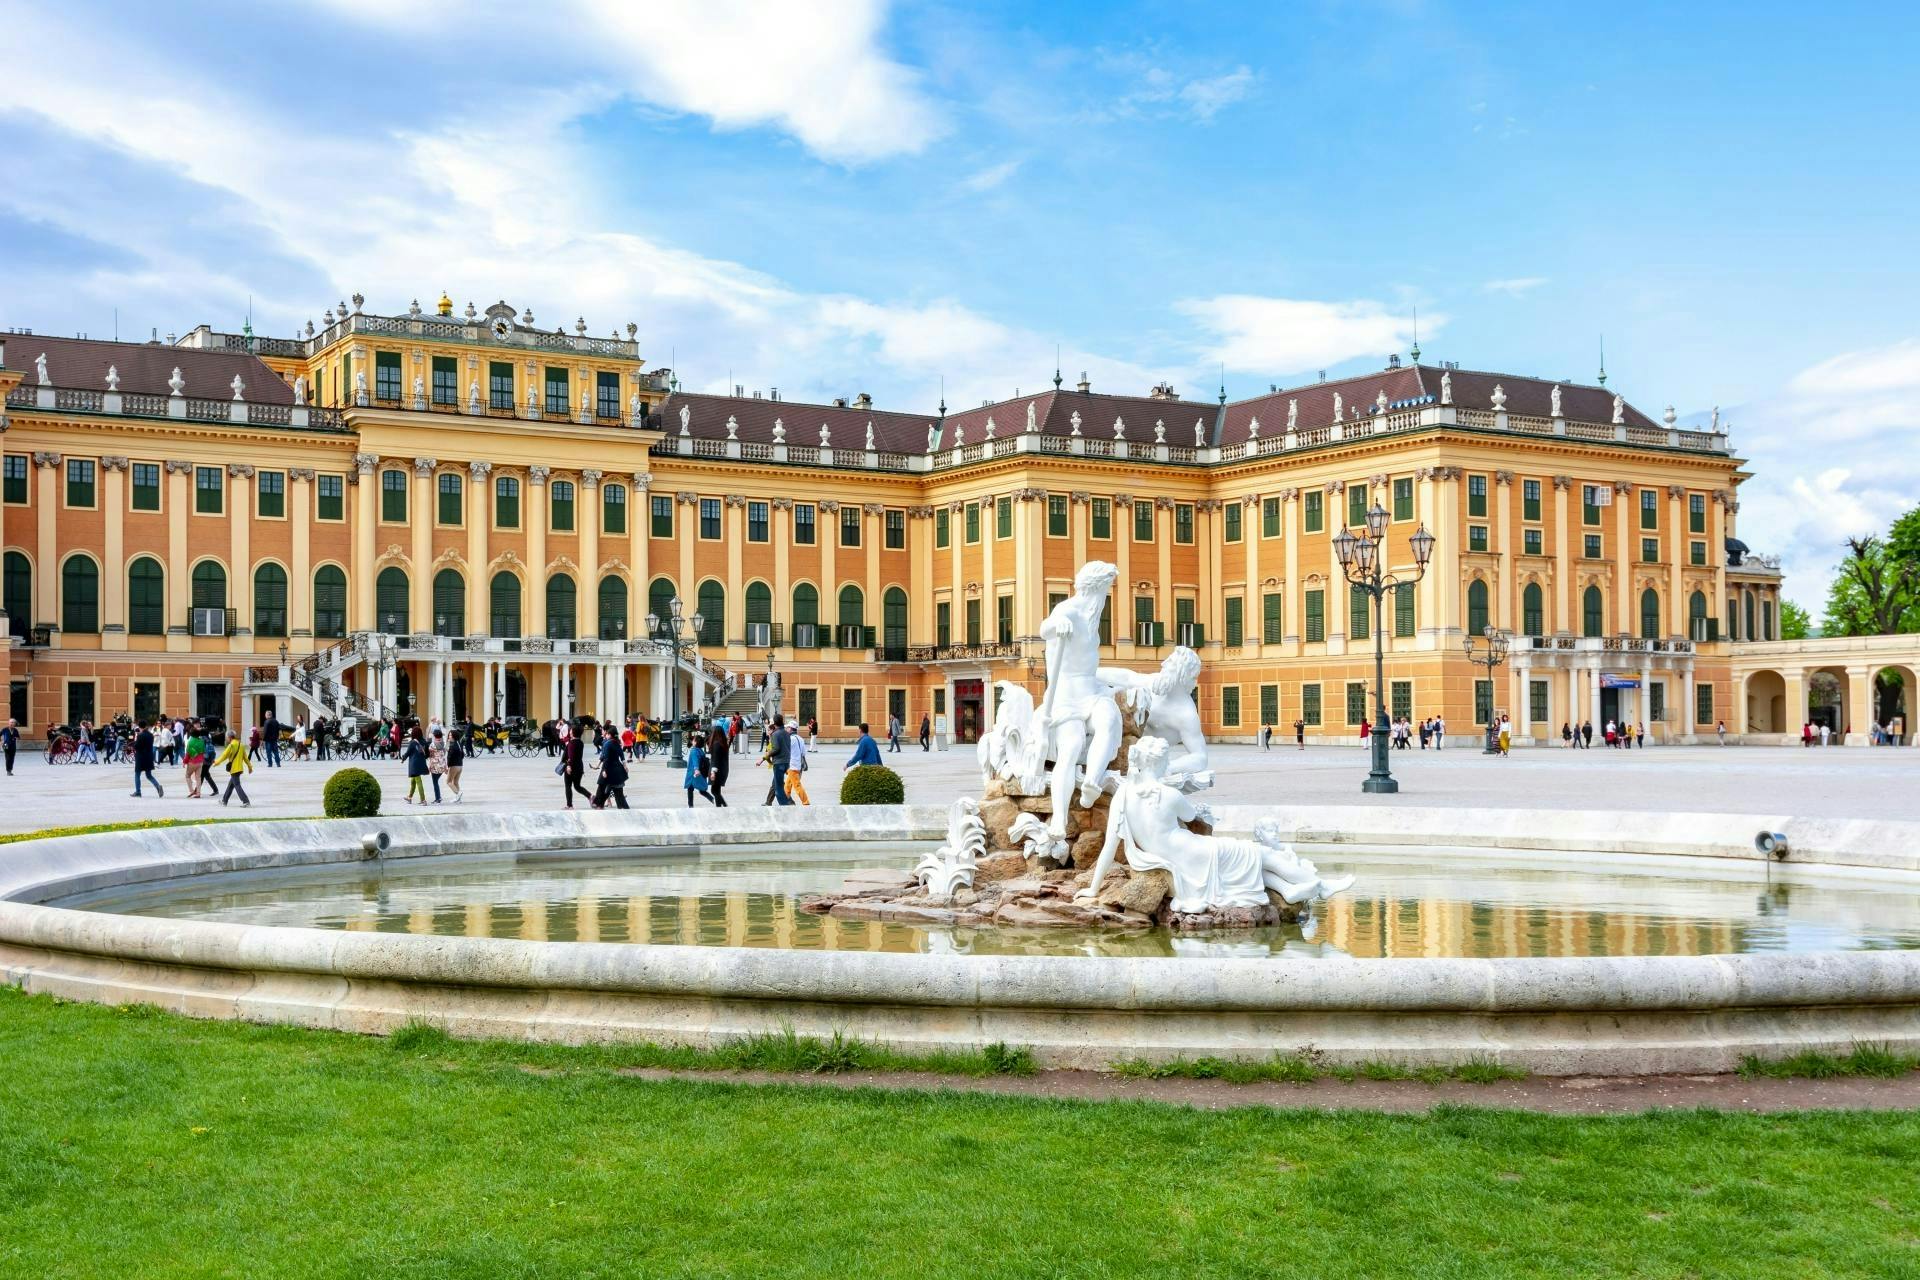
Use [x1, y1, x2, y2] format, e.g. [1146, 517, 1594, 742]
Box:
[1262, 592, 1282, 643]
[1394, 582, 1415, 637]
[1302, 684, 1322, 726]
[1392, 477, 1413, 521]
[1261, 497, 1280, 538]
[1224, 596, 1243, 646]
[1347, 484, 1367, 526]
[1305, 589, 1324, 642]
[1303, 492, 1322, 532]
[1349, 583, 1369, 640]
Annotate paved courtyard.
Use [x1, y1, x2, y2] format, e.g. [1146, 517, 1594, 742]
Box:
[2, 739, 1917, 834]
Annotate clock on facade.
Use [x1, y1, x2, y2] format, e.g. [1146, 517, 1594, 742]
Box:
[490, 317, 512, 341]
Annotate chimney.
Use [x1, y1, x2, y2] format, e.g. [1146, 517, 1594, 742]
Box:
[734, 384, 744, 397]
[771, 386, 779, 401]
[1076, 371, 1091, 394]
[1317, 370, 1326, 383]
[854, 392, 872, 410]
[832, 397, 848, 408]
[1388, 354, 1401, 368]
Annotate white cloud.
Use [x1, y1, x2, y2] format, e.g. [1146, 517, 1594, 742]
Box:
[957, 158, 1022, 193]
[1174, 295, 1438, 375]
[1176, 68, 1257, 121]
[1482, 276, 1548, 297]
[1084, 54, 1258, 124]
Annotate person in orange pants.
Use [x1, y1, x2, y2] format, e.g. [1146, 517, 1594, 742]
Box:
[785, 728, 811, 805]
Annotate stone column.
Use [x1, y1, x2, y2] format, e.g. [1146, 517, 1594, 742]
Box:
[1242, 495, 1261, 652]
[410, 458, 436, 633]
[629, 473, 651, 643]
[526, 467, 550, 633]
[1199, 499, 1222, 647]
[227, 464, 253, 649]
[352, 453, 378, 630]
[1613, 481, 1633, 641]
[1434, 469, 1462, 641]
[32, 452, 58, 625]
[863, 501, 883, 647]
[1711, 492, 1730, 640]
[289, 469, 314, 640]
[1494, 471, 1514, 630]
[1156, 497, 1175, 645]
[1666, 485, 1686, 636]
[1281, 489, 1300, 644]
[1845, 665, 1874, 746]
[907, 503, 933, 646]
[467, 462, 492, 634]
[977, 496, 994, 642]
[578, 470, 601, 635]
[1552, 476, 1572, 633]
[100, 457, 128, 650]
[725, 493, 746, 656]
[1114, 495, 1134, 650]
[166, 460, 192, 650]
[1682, 665, 1696, 741]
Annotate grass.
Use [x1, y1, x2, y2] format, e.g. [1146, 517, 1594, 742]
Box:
[0, 817, 263, 845]
[1109, 1052, 1529, 1085]
[1739, 1044, 1920, 1080]
[4, 988, 1919, 1278]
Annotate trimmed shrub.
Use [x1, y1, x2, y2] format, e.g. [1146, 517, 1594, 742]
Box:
[323, 767, 382, 818]
[839, 764, 905, 806]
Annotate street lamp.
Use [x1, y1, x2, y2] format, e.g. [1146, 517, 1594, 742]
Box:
[1333, 504, 1436, 794]
[1462, 626, 1510, 753]
[645, 595, 704, 768]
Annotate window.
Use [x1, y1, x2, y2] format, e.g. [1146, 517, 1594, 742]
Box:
[1047, 495, 1068, 537]
[1582, 585, 1604, 637]
[1224, 596, 1243, 646]
[1530, 679, 1550, 725]
[1175, 503, 1194, 543]
[1641, 589, 1661, 639]
[797, 687, 818, 727]
[429, 570, 461, 636]
[338, 353, 352, 405]
[795, 503, 816, 545]
[2, 454, 25, 504]
[1261, 497, 1281, 538]
[1349, 582, 1370, 640]
[490, 571, 522, 638]
[196, 466, 224, 514]
[67, 681, 95, 727]
[1175, 598, 1198, 647]
[253, 563, 287, 637]
[1474, 679, 1493, 725]
[374, 351, 402, 401]
[1346, 681, 1367, 724]
[65, 459, 95, 508]
[744, 581, 773, 646]
[1391, 679, 1413, 721]
[1583, 534, 1602, 558]
[934, 507, 950, 548]
[598, 577, 628, 640]
[596, 371, 619, 419]
[1262, 592, 1283, 643]
[437, 473, 463, 526]
[1133, 501, 1153, 542]
[1762, 599, 1775, 641]
[1522, 583, 1544, 637]
[314, 565, 347, 638]
[885, 508, 905, 549]
[1467, 579, 1489, 635]
[1303, 491, 1323, 533]
[1305, 589, 1325, 642]
[1524, 529, 1543, 555]
[698, 497, 720, 540]
[842, 687, 863, 727]
[1467, 474, 1487, 518]
[1641, 537, 1659, 563]
[191, 563, 227, 614]
[1133, 596, 1157, 646]
[996, 496, 1013, 540]
[131, 463, 160, 511]
[602, 483, 626, 534]
[432, 355, 457, 405]
[1582, 485, 1602, 525]
[1393, 477, 1413, 521]
[935, 601, 951, 647]
[840, 506, 861, 547]
[376, 567, 412, 633]
[129, 557, 164, 635]
[1469, 526, 1488, 552]
[748, 501, 770, 543]
[965, 598, 981, 645]
[997, 595, 1013, 645]
[1691, 540, 1707, 566]
[651, 495, 674, 538]
[1689, 493, 1706, 533]
[1523, 478, 1541, 522]
[544, 366, 569, 415]
[379, 469, 405, 522]
[1640, 488, 1659, 529]
[489, 361, 514, 409]
[1223, 503, 1241, 543]
[1650, 681, 1666, 723]
[837, 585, 865, 642]
[1260, 684, 1279, 727]
[495, 476, 520, 528]
[61, 556, 99, 633]
[3, 551, 28, 640]
[1092, 498, 1112, 539]
[1222, 686, 1241, 727]
[546, 574, 576, 639]
[256, 470, 284, 518]
[1689, 590, 1710, 640]
[965, 502, 980, 544]
[1395, 581, 1415, 637]
[317, 474, 343, 521]
[790, 583, 819, 644]
[1302, 683, 1322, 726]
[550, 480, 575, 532]
[134, 681, 161, 725]
[1347, 484, 1367, 527]
[1696, 682, 1714, 725]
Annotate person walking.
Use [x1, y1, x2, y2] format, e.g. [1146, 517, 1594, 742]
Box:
[291, 717, 308, 761]
[1, 717, 16, 776]
[786, 721, 811, 805]
[403, 727, 429, 805]
[427, 728, 449, 804]
[183, 724, 209, 798]
[846, 722, 882, 771]
[561, 727, 593, 809]
[919, 712, 931, 751]
[131, 720, 164, 798]
[886, 713, 902, 753]
[1358, 716, 1371, 747]
[765, 715, 792, 805]
[213, 732, 253, 807]
[708, 724, 731, 807]
[1718, 720, 1727, 746]
[596, 724, 631, 809]
[1294, 717, 1306, 750]
[76, 721, 98, 764]
[1581, 719, 1594, 748]
[1433, 715, 1446, 750]
[684, 731, 715, 808]
[1497, 716, 1511, 757]
[153, 719, 173, 769]
[1635, 722, 1646, 749]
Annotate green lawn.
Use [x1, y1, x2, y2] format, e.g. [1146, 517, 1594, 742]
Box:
[2, 988, 1917, 1279]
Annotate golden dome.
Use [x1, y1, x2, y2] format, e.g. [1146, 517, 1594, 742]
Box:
[436, 291, 454, 317]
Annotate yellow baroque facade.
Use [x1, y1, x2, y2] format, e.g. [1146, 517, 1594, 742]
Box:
[1, 295, 1786, 744]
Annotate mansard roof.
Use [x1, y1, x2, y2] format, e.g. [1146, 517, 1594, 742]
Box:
[656, 390, 938, 455]
[2, 333, 295, 405]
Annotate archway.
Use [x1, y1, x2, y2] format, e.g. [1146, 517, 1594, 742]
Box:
[1742, 669, 1786, 734]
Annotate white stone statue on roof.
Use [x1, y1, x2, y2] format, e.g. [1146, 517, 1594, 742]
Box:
[34, 352, 48, 385]
[1490, 383, 1506, 410]
[984, 415, 996, 440]
[1154, 419, 1165, 443]
[231, 374, 246, 401]
[725, 415, 738, 440]
[865, 421, 875, 450]
[1287, 399, 1298, 430]
[1247, 416, 1260, 440]
[1611, 394, 1624, 425]
[1069, 411, 1082, 437]
[1710, 405, 1720, 432]
[168, 367, 185, 396]
[1440, 370, 1452, 405]
[106, 366, 121, 393]
[924, 423, 935, 450]
[1332, 392, 1342, 421]
[820, 422, 831, 447]
[1026, 401, 1038, 434]
[774, 418, 787, 444]
[953, 421, 965, 446]
[678, 404, 690, 437]
[1550, 384, 1563, 418]
[1376, 390, 1388, 414]
[291, 373, 305, 404]
[1113, 417, 1126, 440]
[1194, 419, 1205, 446]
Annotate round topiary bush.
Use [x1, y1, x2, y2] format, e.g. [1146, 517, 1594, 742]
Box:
[839, 764, 905, 806]
[323, 767, 382, 818]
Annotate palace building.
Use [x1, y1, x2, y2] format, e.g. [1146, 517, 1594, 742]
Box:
[0, 292, 1787, 745]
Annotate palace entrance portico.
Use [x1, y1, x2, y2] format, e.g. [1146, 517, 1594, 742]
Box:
[1511, 635, 1700, 743]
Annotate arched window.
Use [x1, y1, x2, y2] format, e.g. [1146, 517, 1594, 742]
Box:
[792, 583, 819, 646]
[546, 573, 576, 639]
[696, 580, 725, 647]
[1640, 588, 1661, 640]
[129, 556, 165, 635]
[377, 566, 411, 633]
[837, 584, 865, 649]
[431, 569, 463, 637]
[597, 576, 628, 640]
[1521, 582, 1544, 638]
[2, 551, 29, 639]
[489, 571, 522, 638]
[1465, 579, 1489, 636]
[253, 563, 288, 637]
[745, 581, 772, 646]
[1688, 589, 1709, 641]
[191, 561, 227, 609]
[313, 565, 347, 638]
[647, 577, 676, 636]
[1582, 585, 1604, 637]
[883, 586, 908, 656]
[61, 556, 99, 633]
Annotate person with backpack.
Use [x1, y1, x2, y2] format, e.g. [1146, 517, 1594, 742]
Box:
[213, 731, 253, 807]
[786, 721, 811, 805]
[444, 728, 465, 802]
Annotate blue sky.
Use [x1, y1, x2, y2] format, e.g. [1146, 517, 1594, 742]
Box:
[3, 0, 1917, 605]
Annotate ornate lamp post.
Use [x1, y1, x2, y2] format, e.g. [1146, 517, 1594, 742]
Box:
[1462, 626, 1510, 754]
[369, 637, 394, 719]
[645, 595, 704, 769]
[1333, 505, 1436, 794]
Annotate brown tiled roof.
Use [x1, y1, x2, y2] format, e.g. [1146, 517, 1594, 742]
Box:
[941, 388, 1223, 448]
[1, 333, 294, 404]
[657, 391, 938, 454]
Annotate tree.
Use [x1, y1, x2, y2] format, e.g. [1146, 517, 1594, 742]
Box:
[1822, 535, 1920, 636]
[1779, 599, 1814, 640]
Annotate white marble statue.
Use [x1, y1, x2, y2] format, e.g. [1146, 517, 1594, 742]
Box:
[865, 421, 875, 450]
[1026, 401, 1038, 434]
[819, 422, 831, 447]
[1332, 391, 1342, 421]
[1034, 561, 1128, 842]
[292, 373, 306, 404]
[468, 381, 481, 411]
[925, 424, 937, 450]
[1490, 383, 1506, 410]
[1247, 416, 1260, 440]
[1193, 419, 1205, 446]
[1113, 416, 1126, 440]
[1154, 419, 1166, 444]
[34, 352, 49, 385]
[679, 404, 691, 436]
[1611, 393, 1625, 424]
[168, 367, 185, 396]
[1008, 812, 1056, 862]
[105, 365, 120, 392]
[916, 798, 985, 899]
[1376, 390, 1388, 414]
[774, 418, 787, 444]
[358, 370, 372, 405]
[1103, 646, 1210, 788]
[1550, 384, 1563, 418]
[231, 374, 246, 401]
[1287, 399, 1298, 431]
[977, 680, 1048, 793]
[1077, 738, 1353, 914]
[412, 373, 425, 402]
[1069, 411, 1082, 437]
[725, 415, 738, 440]
[1439, 370, 1451, 405]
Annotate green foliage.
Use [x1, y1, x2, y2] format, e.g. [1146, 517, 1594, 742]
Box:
[1823, 532, 1920, 636]
[321, 767, 381, 818]
[1105, 1052, 1503, 1085]
[0, 818, 213, 845]
[1739, 1043, 1919, 1079]
[838, 763, 905, 805]
[1779, 599, 1814, 640]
